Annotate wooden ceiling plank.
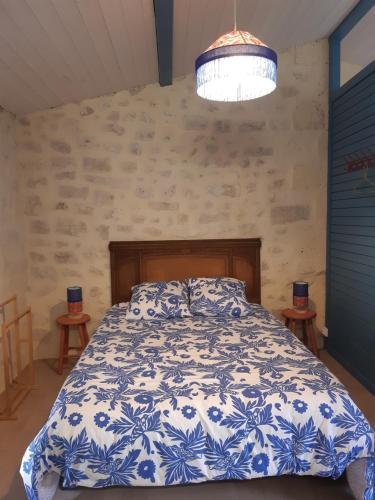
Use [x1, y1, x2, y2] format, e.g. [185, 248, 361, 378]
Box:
[0, 6, 70, 107]
[183, 0, 212, 76]
[77, 0, 125, 93]
[0, 35, 55, 109]
[0, 0, 360, 114]
[199, 0, 228, 52]
[120, 0, 159, 87]
[99, 0, 137, 89]
[318, 0, 361, 38]
[0, 59, 45, 114]
[0, 87, 33, 115]
[51, 0, 111, 100]
[264, 0, 306, 51]
[0, 0, 80, 103]
[139, 0, 159, 84]
[26, 0, 100, 100]
[172, 0, 190, 77]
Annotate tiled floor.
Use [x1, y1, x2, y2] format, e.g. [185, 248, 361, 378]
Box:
[1, 351, 374, 500]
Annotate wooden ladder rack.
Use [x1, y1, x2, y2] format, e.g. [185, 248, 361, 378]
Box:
[0, 295, 35, 420]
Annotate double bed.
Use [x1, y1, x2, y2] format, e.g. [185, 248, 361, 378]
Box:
[21, 239, 374, 500]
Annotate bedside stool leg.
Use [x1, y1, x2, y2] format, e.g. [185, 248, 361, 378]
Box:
[58, 326, 66, 375]
[78, 325, 87, 352]
[82, 324, 89, 345]
[302, 320, 308, 346]
[290, 319, 297, 336]
[307, 319, 319, 357]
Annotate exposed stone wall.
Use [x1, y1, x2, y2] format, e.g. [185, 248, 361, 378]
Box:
[0, 108, 27, 391]
[16, 40, 328, 361]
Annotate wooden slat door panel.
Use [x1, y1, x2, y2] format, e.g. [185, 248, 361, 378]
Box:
[327, 66, 375, 394]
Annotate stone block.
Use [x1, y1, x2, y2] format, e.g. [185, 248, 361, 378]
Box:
[107, 123, 125, 136]
[208, 184, 238, 197]
[83, 157, 111, 172]
[24, 195, 42, 216]
[30, 219, 50, 234]
[244, 146, 274, 157]
[30, 265, 57, 280]
[280, 86, 299, 98]
[183, 115, 208, 130]
[214, 120, 231, 133]
[271, 205, 310, 224]
[27, 177, 47, 188]
[54, 251, 78, 264]
[50, 140, 71, 154]
[121, 161, 137, 173]
[56, 219, 87, 237]
[129, 142, 142, 155]
[107, 111, 119, 121]
[58, 185, 88, 199]
[62, 269, 83, 278]
[56, 202, 68, 211]
[293, 101, 325, 130]
[22, 141, 42, 153]
[29, 251, 46, 263]
[75, 204, 94, 215]
[144, 227, 162, 237]
[117, 224, 132, 233]
[55, 171, 76, 180]
[52, 157, 75, 168]
[94, 190, 114, 205]
[199, 212, 229, 223]
[135, 129, 155, 141]
[80, 106, 94, 116]
[238, 121, 265, 132]
[135, 186, 153, 199]
[149, 201, 179, 211]
[96, 224, 109, 240]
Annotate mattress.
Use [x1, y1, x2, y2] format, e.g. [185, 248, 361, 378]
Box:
[21, 304, 374, 499]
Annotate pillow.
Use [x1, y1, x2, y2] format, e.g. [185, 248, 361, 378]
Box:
[126, 280, 191, 320]
[187, 277, 254, 318]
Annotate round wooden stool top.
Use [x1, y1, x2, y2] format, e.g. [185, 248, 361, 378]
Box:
[56, 313, 91, 326]
[282, 308, 316, 321]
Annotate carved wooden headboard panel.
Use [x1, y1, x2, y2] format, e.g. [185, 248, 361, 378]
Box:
[109, 239, 261, 305]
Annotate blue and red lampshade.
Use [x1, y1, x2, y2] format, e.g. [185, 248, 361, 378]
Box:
[195, 30, 277, 102]
[293, 281, 309, 310]
[67, 286, 83, 315]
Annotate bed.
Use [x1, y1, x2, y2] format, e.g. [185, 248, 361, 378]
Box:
[21, 239, 374, 500]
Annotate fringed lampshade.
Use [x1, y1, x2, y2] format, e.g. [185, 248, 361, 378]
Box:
[195, 30, 277, 102]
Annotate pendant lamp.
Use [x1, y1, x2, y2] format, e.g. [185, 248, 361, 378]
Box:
[195, 1, 277, 102]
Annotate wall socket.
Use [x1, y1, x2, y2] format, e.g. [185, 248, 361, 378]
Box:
[322, 326, 329, 337]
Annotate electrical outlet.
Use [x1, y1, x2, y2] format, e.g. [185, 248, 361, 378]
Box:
[322, 326, 329, 337]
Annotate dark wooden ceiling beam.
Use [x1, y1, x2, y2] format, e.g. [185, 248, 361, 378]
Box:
[153, 0, 173, 86]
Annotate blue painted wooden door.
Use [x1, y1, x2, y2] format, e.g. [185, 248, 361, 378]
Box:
[327, 64, 375, 394]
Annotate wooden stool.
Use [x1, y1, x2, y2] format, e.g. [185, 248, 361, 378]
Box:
[281, 308, 319, 357]
[56, 314, 90, 374]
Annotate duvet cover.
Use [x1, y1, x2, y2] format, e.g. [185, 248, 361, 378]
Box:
[21, 304, 374, 499]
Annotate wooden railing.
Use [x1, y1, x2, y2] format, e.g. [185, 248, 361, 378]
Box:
[0, 295, 35, 420]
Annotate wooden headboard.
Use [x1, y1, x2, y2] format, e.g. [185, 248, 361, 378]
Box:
[109, 239, 261, 305]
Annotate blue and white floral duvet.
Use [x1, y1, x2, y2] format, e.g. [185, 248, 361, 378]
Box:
[21, 304, 374, 499]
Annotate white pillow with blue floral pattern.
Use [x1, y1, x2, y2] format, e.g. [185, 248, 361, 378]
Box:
[187, 277, 254, 318]
[126, 280, 192, 320]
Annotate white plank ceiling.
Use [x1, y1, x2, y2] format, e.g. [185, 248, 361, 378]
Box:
[0, 0, 358, 115]
[172, 0, 359, 77]
[341, 4, 375, 67]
